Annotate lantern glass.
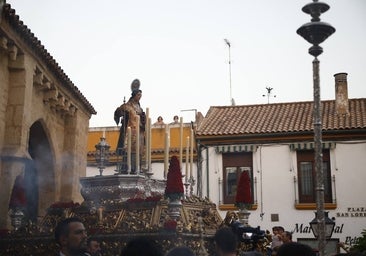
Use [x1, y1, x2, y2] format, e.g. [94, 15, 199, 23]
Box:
[309, 214, 319, 238]
[309, 212, 335, 239]
[324, 212, 335, 239]
[94, 137, 110, 176]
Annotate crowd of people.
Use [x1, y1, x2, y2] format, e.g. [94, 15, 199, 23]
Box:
[153, 115, 180, 126]
[55, 217, 363, 256]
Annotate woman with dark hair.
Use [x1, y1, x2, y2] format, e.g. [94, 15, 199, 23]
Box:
[154, 116, 165, 126]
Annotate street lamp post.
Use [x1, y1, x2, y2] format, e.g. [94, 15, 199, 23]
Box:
[297, 1, 335, 256]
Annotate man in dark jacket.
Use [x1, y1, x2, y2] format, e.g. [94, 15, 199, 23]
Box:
[55, 217, 88, 256]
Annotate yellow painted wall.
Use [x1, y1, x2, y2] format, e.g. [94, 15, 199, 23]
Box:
[88, 130, 119, 152]
[87, 125, 196, 163]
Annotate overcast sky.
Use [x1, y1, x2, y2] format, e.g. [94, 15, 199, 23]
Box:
[6, 0, 366, 127]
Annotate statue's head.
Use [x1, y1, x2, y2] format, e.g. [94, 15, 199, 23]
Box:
[131, 89, 142, 98]
[130, 79, 141, 98]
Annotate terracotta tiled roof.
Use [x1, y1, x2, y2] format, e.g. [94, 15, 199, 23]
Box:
[1, 3, 96, 114]
[196, 99, 366, 137]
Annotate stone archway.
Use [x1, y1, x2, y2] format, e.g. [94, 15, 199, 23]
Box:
[28, 121, 55, 221]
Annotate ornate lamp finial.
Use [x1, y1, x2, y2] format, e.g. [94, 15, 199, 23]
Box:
[297, 1, 335, 57]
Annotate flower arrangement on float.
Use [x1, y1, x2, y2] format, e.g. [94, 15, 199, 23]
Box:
[164, 155, 184, 201]
[163, 219, 178, 231]
[8, 174, 27, 231]
[49, 201, 80, 209]
[235, 170, 252, 210]
[164, 155, 184, 227]
[235, 170, 253, 226]
[9, 174, 27, 211]
[47, 201, 80, 216]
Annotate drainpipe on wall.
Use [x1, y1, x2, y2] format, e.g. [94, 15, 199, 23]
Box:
[259, 146, 264, 220]
[206, 146, 209, 197]
[197, 143, 202, 197]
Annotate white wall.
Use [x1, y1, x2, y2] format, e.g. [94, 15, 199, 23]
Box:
[200, 141, 366, 248]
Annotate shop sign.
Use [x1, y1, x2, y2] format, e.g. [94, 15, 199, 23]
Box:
[336, 207, 366, 217]
[293, 223, 344, 234]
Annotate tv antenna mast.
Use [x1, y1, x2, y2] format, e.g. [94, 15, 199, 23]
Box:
[224, 39, 235, 105]
[262, 87, 276, 104]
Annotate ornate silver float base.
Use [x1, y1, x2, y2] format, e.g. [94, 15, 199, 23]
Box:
[80, 174, 166, 203]
[167, 199, 182, 220]
[9, 208, 25, 231]
[238, 207, 250, 226]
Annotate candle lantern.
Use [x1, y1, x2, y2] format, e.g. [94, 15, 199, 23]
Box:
[95, 137, 110, 176]
[309, 211, 335, 239]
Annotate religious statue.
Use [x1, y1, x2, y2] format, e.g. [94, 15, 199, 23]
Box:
[114, 79, 146, 172]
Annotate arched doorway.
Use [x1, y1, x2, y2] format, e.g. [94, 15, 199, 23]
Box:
[27, 121, 55, 222]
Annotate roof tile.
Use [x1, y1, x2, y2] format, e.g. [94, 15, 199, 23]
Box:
[2, 3, 96, 114]
[196, 99, 366, 136]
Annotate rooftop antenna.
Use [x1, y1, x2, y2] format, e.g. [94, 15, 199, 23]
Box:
[224, 39, 235, 106]
[262, 87, 276, 104]
[181, 109, 197, 123]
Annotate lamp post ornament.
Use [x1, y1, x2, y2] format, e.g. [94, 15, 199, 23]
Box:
[95, 137, 110, 176]
[297, 1, 335, 256]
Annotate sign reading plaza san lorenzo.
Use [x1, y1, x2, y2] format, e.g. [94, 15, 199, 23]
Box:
[336, 207, 366, 217]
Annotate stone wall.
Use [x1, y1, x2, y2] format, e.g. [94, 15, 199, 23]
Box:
[0, 3, 95, 229]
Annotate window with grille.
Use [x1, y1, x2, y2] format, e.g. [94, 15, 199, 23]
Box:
[222, 152, 253, 204]
[297, 149, 332, 203]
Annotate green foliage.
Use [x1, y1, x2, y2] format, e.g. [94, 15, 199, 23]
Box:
[351, 229, 366, 253]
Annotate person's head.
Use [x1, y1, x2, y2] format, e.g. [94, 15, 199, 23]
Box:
[55, 217, 88, 255]
[277, 242, 315, 256]
[173, 115, 179, 122]
[277, 226, 285, 234]
[272, 226, 278, 235]
[158, 116, 163, 122]
[120, 237, 162, 256]
[166, 246, 195, 256]
[281, 231, 292, 243]
[87, 237, 102, 256]
[214, 227, 237, 255]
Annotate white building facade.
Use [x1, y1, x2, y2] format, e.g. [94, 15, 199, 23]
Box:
[195, 73, 366, 252]
[198, 141, 366, 247]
